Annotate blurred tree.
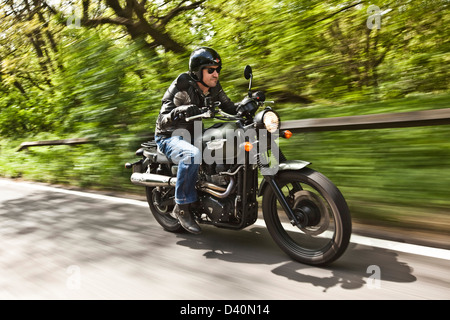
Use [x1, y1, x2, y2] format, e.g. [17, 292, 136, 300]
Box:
[53, 0, 207, 53]
[54, 28, 163, 140]
[200, 0, 449, 102]
[0, 0, 61, 92]
[0, 0, 63, 136]
[0, 0, 448, 136]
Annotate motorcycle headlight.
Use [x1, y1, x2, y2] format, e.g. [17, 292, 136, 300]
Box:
[262, 111, 280, 133]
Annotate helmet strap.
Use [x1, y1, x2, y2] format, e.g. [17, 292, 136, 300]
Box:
[197, 69, 210, 89]
[190, 69, 211, 91]
[199, 79, 209, 88]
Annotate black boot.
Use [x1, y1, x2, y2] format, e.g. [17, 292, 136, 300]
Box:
[173, 203, 202, 234]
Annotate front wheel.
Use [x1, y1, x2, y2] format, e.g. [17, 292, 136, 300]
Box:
[262, 168, 351, 266]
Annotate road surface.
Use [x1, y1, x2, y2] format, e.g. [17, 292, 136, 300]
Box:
[0, 178, 449, 300]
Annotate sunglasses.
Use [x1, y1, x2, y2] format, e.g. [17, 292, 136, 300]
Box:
[206, 67, 221, 74]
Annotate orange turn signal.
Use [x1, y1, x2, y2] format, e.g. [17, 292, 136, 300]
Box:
[244, 142, 253, 152]
[282, 130, 293, 139]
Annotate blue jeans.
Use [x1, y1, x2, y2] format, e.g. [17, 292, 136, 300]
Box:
[155, 135, 201, 205]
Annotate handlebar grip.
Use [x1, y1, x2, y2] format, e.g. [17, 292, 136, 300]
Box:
[185, 114, 202, 122]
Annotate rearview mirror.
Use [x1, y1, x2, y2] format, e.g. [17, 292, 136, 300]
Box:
[244, 65, 253, 80]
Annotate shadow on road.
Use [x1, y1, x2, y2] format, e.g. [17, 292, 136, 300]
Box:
[175, 224, 417, 292]
[0, 190, 169, 267]
[271, 245, 417, 292]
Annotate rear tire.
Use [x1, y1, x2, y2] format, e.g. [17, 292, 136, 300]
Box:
[146, 186, 184, 233]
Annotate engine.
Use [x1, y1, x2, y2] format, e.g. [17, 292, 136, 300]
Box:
[199, 195, 235, 224]
[202, 163, 232, 186]
[198, 163, 237, 224]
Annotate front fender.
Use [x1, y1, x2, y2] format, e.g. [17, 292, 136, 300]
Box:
[257, 160, 310, 197]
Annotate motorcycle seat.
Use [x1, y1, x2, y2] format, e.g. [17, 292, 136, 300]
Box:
[156, 146, 172, 164]
[141, 140, 172, 163]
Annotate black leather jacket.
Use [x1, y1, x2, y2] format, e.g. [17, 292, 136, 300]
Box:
[155, 72, 237, 137]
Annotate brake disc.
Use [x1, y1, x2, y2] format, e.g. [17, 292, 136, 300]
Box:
[293, 190, 330, 236]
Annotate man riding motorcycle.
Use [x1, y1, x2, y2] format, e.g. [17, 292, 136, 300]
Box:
[155, 47, 239, 234]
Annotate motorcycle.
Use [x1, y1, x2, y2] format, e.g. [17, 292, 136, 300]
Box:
[125, 66, 351, 266]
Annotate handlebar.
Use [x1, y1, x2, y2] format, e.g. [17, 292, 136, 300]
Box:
[184, 95, 269, 122]
[185, 109, 214, 122]
[185, 108, 243, 122]
[185, 101, 224, 122]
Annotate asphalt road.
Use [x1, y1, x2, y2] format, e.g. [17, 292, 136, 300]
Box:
[0, 178, 449, 300]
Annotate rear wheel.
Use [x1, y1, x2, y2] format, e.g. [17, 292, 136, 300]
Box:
[146, 186, 183, 233]
[262, 168, 351, 266]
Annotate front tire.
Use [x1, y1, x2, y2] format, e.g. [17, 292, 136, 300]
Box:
[262, 168, 351, 266]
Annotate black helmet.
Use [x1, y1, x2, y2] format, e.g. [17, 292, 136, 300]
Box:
[189, 47, 222, 82]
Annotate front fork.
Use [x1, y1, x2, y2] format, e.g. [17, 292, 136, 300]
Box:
[264, 175, 307, 228]
[257, 142, 310, 228]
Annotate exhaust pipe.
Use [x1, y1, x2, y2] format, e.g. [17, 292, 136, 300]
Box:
[131, 173, 235, 199]
[198, 177, 235, 199]
[131, 172, 176, 187]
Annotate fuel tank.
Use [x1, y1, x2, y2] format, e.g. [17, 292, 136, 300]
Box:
[199, 122, 242, 162]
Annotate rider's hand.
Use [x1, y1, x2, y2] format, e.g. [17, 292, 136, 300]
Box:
[171, 105, 201, 121]
[236, 91, 265, 114]
[236, 96, 253, 114]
